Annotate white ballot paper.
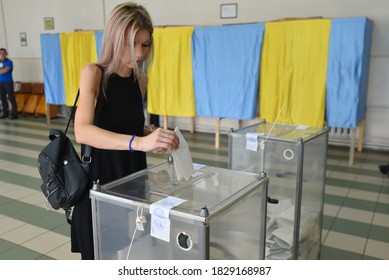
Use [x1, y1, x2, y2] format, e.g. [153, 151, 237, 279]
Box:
[171, 127, 194, 181]
[150, 196, 187, 242]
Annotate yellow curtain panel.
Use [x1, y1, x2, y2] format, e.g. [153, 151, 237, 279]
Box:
[259, 19, 331, 127]
[147, 26, 195, 117]
[60, 32, 98, 106]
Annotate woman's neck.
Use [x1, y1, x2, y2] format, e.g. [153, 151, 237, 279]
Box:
[116, 66, 133, 78]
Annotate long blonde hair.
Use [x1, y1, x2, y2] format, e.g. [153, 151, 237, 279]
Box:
[97, 2, 154, 90]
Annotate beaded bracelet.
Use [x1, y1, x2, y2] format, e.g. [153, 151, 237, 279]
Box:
[129, 134, 136, 152]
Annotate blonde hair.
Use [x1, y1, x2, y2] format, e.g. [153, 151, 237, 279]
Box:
[97, 2, 154, 90]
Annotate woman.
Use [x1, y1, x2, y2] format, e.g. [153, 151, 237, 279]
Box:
[72, 2, 179, 260]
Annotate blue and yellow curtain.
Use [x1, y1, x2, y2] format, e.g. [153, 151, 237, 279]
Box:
[326, 17, 372, 128]
[260, 19, 331, 128]
[40, 31, 103, 106]
[40, 33, 65, 105]
[60, 32, 98, 105]
[147, 27, 195, 117]
[192, 23, 265, 120]
[41, 17, 372, 129]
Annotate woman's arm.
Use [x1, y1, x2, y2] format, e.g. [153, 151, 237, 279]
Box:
[74, 64, 179, 152]
[74, 64, 130, 150]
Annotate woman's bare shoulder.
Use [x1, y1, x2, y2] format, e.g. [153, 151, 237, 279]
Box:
[82, 63, 102, 76]
[81, 63, 103, 85]
[80, 63, 103, 94]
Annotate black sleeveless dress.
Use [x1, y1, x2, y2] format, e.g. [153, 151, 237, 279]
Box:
[71, 73, 147, 260]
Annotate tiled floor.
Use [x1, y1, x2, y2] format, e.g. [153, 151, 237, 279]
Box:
[0, 115, 388, 260]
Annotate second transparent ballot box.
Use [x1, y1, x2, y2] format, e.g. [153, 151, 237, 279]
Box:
[228, 121, 328, 260]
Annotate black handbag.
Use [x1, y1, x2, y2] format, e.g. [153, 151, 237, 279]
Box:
[37, 92, 93, 224]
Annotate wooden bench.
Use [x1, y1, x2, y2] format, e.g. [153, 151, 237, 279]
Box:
[17, 82, 57, 118]
[13, 82, 32, 113]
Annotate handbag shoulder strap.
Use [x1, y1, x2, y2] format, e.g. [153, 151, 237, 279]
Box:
[82, 65, 105, 162]
[64, 92, 80, 135]
[65, 64, 105, 162]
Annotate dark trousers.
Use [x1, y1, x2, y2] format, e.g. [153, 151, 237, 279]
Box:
[0, 82, 17, 117]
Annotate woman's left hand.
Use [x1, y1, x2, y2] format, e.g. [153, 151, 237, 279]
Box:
[133, 127, 179, 153]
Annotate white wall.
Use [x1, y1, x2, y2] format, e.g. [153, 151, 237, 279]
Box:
[0, 0, 388, 149]
[0, 0, 105, 81]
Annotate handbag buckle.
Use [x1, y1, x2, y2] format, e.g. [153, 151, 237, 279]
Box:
[82, 156, 92, 163]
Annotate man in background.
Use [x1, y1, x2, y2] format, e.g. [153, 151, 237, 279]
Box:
[0, 48, 17, 119]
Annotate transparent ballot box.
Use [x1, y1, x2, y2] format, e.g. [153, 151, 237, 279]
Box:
[228, 122, 328, 260]
[90, 162, 268, 260]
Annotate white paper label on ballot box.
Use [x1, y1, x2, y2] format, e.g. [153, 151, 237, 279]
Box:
[246, 132, 260, 151]
[150, 196, 187, 242]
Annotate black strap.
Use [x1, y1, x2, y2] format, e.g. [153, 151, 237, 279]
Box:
[64, 66, 105, 164]
[64, 91, 80, 135]
[63, 90, 94, 165]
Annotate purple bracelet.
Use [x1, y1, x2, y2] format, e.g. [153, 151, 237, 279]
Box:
[129, 134, 136, 152]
